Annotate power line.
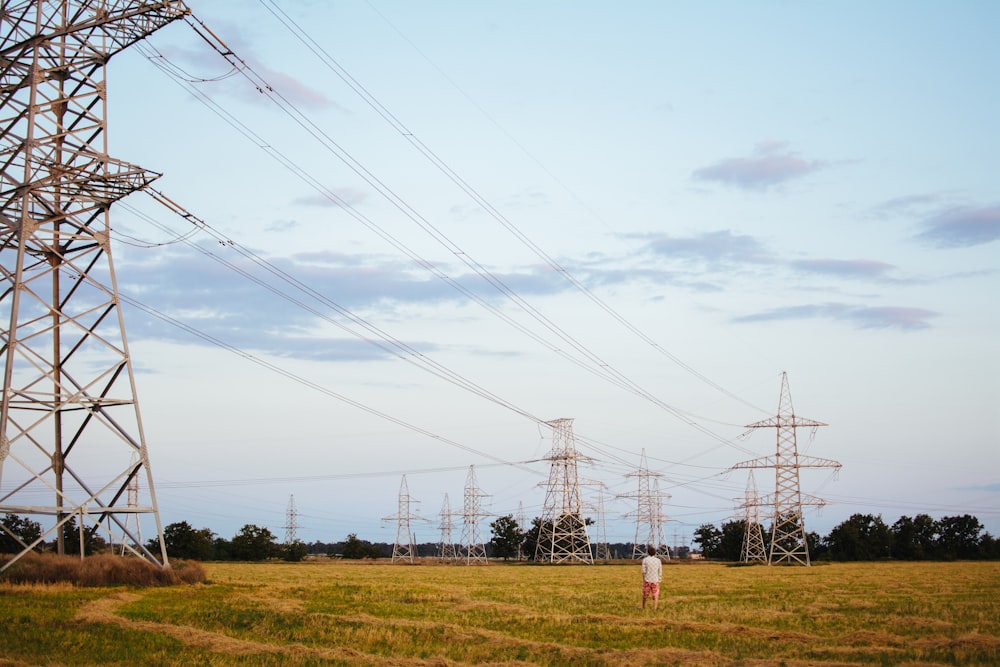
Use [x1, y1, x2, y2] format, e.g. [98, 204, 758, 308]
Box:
[137, 14, 759, 457]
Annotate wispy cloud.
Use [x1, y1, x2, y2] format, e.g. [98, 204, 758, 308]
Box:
[953, 482, 1000, 493]
[692, 141, 828, 190]
[788, 258, 897, 280]
[632, 230, 772, 265]
[915, 205, 1000, 248]
[293, 188, 369, 208]
[733, 303, 938, 330]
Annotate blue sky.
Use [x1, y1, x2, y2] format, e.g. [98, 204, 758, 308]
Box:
[93, 1, 1000, 547]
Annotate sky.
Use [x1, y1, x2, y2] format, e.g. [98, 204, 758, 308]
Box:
[60, 0, 999, 548]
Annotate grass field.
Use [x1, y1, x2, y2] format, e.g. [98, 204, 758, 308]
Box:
[1, 559, 998, 666]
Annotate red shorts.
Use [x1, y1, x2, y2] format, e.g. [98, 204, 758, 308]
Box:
[643, 581, 660, 599]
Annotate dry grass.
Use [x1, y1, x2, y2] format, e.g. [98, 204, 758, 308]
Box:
[0, 552, 206, 586]
[0, 560, 997, 666]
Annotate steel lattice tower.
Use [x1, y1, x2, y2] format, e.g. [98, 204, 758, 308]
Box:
[516, 500, 527, 561]
[731, 372, 841, 565]
[283, 494, 299, 545]
[738, 471, 767, 563]
[383, 475, 425, 563]
[438, 492, 458, 561]
[535, 418, 592, 563]
[0, 1, 189, 572]
[593, 487, 610, 561]
[623, 449, 670, 559]
[459, 465, 490, 564]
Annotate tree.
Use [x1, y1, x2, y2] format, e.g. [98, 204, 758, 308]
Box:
[229, 524, 277, 561]
[936, 515, 983, 559]
[281, 540, 309, 562]
[159, 521, 215, 560]
[891, 514, 937, 560]
[340, 533, 380, 559]
[489, 514, 523, 561]
[693, 523, 722, 559]
[0, 513, 42, 554]
[60, 516, 106, 556]
[718, 520, 746, 561]
[823, 514, 891, 561]
[521, 518, 544, 561]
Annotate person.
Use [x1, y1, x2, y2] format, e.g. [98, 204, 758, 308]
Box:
[641, 545, 662, 610]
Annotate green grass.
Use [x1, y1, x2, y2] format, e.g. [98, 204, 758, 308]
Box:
[1, 560, 997, 666]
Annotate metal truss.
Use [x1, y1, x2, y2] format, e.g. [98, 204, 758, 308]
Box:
[731, 372, 841, 565]
[1, 1, 189, 572]
[535, 418, 592, 563]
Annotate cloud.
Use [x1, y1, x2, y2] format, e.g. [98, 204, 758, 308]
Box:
[915, 205, 1000, 248]
[953, 482, 1000, 493]
[633, 230, 772, 265]
[733, 303, 938, 330]
[115, 244, 578, 362]
[293, 188, 369, 208]
[788, 258, 896, 280]
[692, 141, 829, 190]
[869, 193, 943, 219]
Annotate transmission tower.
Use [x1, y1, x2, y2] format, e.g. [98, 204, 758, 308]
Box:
[117, 452, 142, 556]
[593, 487, 611, 561]
[535, 418, 593, 563]
[383, 475, 426, 563]
[516, 500, 527, 561]
[283, 495, 300, 545]
[0, 1, 190, 572]
[459, 465, 491, 564]
[738, 471, 767, 563]
[731, 372, 841, 565]
[623, 449, 670, 559]
[438, 492, 458, 561]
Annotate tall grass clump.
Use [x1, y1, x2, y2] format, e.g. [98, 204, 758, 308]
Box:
[0, 552, 205, 586]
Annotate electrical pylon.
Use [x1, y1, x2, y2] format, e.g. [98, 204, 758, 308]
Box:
[516, 500, 527, 560]
[383, 475, 426, 563]
[438, 492, 458, 561]
[459, 465, 490, 564]
[738, 471, 767, 563]
[731, 372, 841, 566]
[535, 418, 593, 563]
[623, 449, 670, 560]
[593, 487, 611, 561]
[0, 1, 190, 572]
[283, 495, 299, 545]
[118, 452, 142, 556]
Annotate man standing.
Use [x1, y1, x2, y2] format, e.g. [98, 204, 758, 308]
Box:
[641, 545, 663, 610]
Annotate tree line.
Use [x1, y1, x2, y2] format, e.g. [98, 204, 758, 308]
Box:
[693, 513, 999, 561]
[4, 511, 996, 562]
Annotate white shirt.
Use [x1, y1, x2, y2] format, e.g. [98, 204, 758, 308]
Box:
[642, 554, 662, 583]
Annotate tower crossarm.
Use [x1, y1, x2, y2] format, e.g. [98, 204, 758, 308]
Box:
[755, 492, 831, 508]
[731, 455, 841, 471]
[1, 2, 190, 87]
[744, 416, 827, 429]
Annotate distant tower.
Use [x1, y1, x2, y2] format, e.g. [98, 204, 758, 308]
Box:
[516, 501, 528, 561]
[731, 372, 841, 565]
[283, 495, 300, 545]
[118, 453, 142, 556]
[624, 450, 670, 559]
[739, 472, 767, 563]
[459, 466, 491, 564]
[383, 475, 426, 563]
[0, 2, 189, 572]
[593, 488, 611, 561]
[438, 493, 458, 561]
[535, 418, 593, 563]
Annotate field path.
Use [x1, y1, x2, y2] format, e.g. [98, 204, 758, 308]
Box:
[73, 591, 458, 666]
